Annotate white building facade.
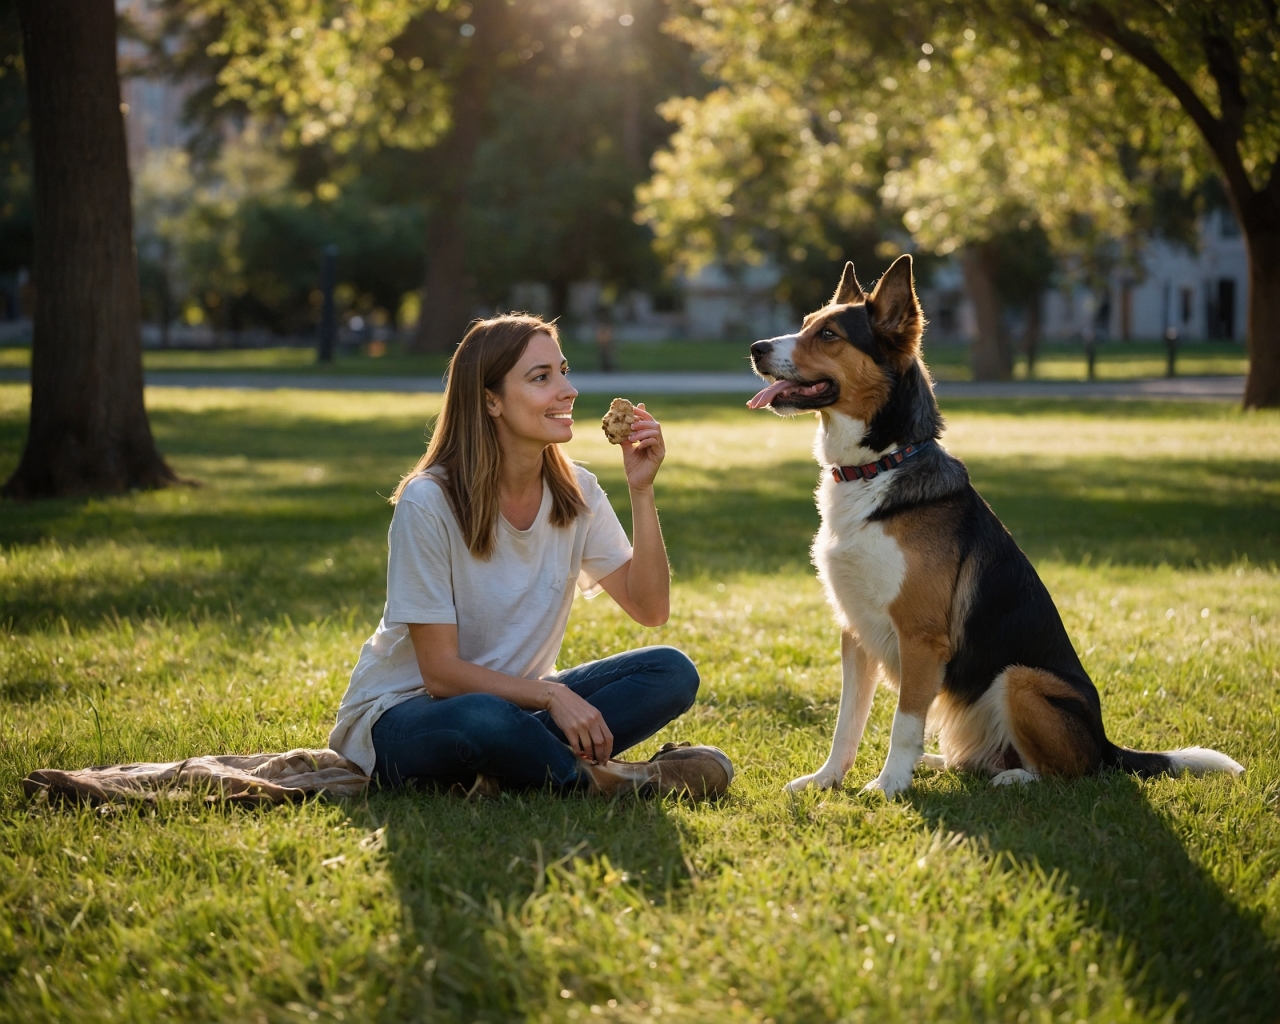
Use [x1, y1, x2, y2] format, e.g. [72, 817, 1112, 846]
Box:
[679, 262, 796, 341]
[560, 261, 797, 343]
[1033, 210, 1248, 343]
[1104, 208, 1247, 342]
[916, 210, 1249, 346]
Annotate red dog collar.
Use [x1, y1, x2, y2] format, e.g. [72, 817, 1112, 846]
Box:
[831, 440, 931, 483]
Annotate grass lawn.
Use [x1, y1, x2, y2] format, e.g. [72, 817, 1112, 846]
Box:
[1, 384, 1278, 1023]
[0, 338, 1252, 382]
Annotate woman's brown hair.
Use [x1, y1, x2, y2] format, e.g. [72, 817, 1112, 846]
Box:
[391, 314, 587, 558]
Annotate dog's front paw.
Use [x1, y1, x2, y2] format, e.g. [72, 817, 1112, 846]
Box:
[784, 768, 843, 793]
[860, 770, 913, 799]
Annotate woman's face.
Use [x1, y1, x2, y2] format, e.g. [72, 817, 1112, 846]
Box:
[486, 332, 578, 448]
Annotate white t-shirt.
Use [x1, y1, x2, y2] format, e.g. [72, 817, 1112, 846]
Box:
[328, 464, 633, 774]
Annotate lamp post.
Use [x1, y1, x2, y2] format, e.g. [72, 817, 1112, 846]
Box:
[317, 243, 338, 364]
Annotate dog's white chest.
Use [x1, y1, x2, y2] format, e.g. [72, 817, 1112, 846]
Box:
[812, 474, 906, 679]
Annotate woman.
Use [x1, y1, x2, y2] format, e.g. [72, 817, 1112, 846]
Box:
[328, 315, 731, 797]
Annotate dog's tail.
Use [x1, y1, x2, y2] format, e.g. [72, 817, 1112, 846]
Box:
[1105, 743, 1243, 779]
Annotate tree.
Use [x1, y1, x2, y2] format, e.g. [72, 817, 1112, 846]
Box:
[462, 5, 697, 318]
[160, 0, 452, 343]
[651, 0, 1280, 402]
[1010, 0, 1280, 406]
[382, 0, 501, 351]
[3, 0, 176, 499]
[163, 0, 696, 351]
[640, 2, 1137, 379]
[873, 40, 1137, 378]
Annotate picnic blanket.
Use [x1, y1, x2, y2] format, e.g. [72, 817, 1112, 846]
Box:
[21, 749, 370, 806]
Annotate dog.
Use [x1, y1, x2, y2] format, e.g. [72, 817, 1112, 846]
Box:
[748, 255, 1243, 797]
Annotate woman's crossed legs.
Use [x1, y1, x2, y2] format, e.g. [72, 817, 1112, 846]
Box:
[371, 646, 699, 790]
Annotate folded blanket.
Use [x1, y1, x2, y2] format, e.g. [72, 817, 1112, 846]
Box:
[22, 749, 370, 806]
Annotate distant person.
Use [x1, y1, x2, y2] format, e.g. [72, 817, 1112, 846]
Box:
[328, 315, 731, 798]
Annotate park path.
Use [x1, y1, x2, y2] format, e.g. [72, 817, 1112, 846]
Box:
[0, 368, 1247, 401]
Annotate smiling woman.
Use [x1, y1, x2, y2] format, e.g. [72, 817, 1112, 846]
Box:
[391, 318, 587, 558]
[327, 314, 732, 799]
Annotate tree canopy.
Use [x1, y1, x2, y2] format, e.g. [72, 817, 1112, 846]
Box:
[1022, 0, 1280, 404]
[152, 0, 698, 347]
[640, 0, 1279, 398]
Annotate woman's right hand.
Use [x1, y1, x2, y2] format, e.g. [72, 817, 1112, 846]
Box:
[545, 684, 614, 764]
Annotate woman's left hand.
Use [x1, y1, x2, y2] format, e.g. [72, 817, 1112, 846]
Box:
[621, 404, 665, 490]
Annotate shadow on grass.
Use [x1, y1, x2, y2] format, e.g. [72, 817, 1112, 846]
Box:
[367, 789, 690, 1019]
[908, 774, 1280, 1023]
[4, 452, 1277, 631]
[966, 455, 1280, 568]
[2, 393, 1277, 632]
[599, 452, 1280, 574]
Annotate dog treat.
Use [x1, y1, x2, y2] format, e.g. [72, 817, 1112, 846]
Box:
[601, 397, 637, 444]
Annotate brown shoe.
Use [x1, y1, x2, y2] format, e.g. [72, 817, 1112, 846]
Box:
[585, 742, 733, 799]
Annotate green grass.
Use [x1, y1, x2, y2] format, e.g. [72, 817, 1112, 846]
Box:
[1, 384, 1278, 1023]
[0, 338, 1251, 381]
[149, 338, 1249, 381]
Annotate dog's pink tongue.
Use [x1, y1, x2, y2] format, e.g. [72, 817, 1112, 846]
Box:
[747, 380, 796, 410]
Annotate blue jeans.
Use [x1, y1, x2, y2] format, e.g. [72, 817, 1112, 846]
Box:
[371, 645, 700, 790]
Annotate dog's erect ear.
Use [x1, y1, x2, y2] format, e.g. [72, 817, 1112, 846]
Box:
[831, 262, 865, 306]
[868, 254, 921, 344]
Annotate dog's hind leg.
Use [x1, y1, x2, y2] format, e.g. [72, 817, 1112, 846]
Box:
[990, 767, 1040, 786]
[1000, 666, 1104, 780]
[785, 632, 878, 792]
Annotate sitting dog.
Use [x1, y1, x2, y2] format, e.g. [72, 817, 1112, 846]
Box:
[748, 256, 1243, 796]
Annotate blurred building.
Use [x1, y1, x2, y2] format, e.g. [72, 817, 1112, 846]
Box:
[563, 262, 795, 343]
[1038, 212, 1246, 343]
[117, 0, 194, 170]
[680, 262, 796, 341]
[1100, 208, 1247, 342]
[920, 209, 1249, 346]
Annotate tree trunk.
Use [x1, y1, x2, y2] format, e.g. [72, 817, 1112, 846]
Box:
[1242, 225, 1280, 408]
[1023, 294, 1041, 379]
[409, 1, 499, 354]
[549, 276, 571, 322]
[158, 242, 171, 350]
[413, 202, 472, 353]
[3, 0, 175, 499]
[961, 241, 1012, 381]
